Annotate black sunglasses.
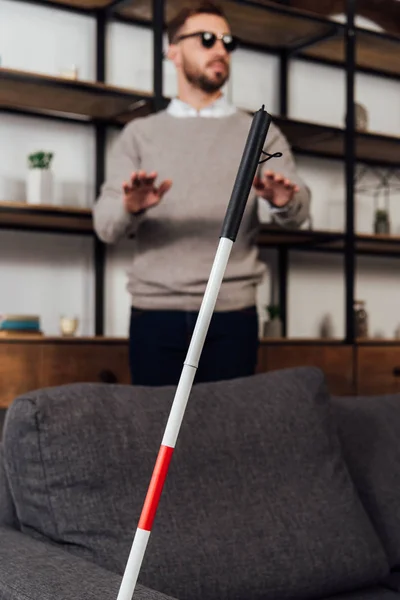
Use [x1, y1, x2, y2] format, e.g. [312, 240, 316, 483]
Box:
[175, 31, 238, 53]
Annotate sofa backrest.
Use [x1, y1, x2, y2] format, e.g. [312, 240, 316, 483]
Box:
[1, 367, 390, 600]
[332, 393, 400, 570]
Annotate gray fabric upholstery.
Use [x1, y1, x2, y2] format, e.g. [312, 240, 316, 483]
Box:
[0, 525, 176, 600]
[0, 444, 17, 528]
[3, 367, 389, 600]
[382, 572, 400, 594]
[332, 393, 400, 568]
[325, 589, 399, 600]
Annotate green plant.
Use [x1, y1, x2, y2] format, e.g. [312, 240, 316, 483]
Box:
[267, 304, 280, 320]
[375, 208, 389, 222]
[28, 151, 53, 169]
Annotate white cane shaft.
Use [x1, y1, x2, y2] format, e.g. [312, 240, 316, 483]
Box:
[117, 528, 150, 600]
[116, 237, 233, 600]
[186, 237, 233, 366]
[162, 237, 233, 448]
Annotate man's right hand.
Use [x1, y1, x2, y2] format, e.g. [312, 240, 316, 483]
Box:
[123, 171, 172, 215]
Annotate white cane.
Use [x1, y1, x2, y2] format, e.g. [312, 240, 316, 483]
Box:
[116, 104, 277, 600]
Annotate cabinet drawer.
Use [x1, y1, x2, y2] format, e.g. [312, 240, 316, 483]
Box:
[0, 339, 131, 408]
[0, 343, 42, 408]
[40, 342, 131, 387]
[357, 346, 400, 395]
[257, 343, 355, 396]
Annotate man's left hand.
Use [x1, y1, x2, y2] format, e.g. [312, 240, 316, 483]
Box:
[253, 170, 299, 208]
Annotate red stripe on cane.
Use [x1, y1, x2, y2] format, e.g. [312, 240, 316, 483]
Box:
[138, 445, 174, 531]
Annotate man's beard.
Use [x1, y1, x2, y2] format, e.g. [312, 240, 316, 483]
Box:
[182, 57, 229, 93]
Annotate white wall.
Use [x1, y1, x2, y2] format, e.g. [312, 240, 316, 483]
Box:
[1, 1, 400, 339]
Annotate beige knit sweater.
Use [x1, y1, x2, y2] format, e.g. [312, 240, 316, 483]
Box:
[93, 109, 310, 311]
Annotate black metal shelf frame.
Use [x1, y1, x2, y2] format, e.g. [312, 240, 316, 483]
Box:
[1, 0, 399, 342]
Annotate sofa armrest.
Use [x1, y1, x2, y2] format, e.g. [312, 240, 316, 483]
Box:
[0, 526, 177, 600]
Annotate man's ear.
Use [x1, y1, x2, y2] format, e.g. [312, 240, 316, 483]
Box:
[166, 44, 180, 66]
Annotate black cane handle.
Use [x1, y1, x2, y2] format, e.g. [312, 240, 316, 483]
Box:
[220, 105, 272, 241]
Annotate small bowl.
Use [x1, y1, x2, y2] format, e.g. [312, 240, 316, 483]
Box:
[60, 317, 79, 337]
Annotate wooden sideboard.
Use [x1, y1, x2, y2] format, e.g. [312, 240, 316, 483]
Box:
[1, 336, 400, 408]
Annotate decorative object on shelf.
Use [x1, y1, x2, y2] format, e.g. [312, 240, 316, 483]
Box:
[394, 324, 400, 339]
[355, 103, 369, 132]
[60, 316, 79, 337]
[354, 165, 400, 235]
[374, 208, 390, 234]
[343, 102, 369, 132]
[0, 314, 42, 337]
[59, 65, 79, 80]
[263, 305, 283, 338]
[354, 300, 369, 338]
[26, 151, 54, 205]
[320, 314, 334, 338]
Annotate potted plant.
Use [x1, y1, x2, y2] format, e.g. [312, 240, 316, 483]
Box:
[26, 151, 54, 205]
[374, 208, 390, 235]
[263, 304, 283, 338]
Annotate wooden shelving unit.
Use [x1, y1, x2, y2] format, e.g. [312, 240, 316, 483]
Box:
[1, 0, 400, 400]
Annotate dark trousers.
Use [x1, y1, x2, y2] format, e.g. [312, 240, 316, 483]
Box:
[129, 305, 259, 386]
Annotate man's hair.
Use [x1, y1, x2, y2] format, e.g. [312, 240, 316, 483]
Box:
[167, 1, 228, 44]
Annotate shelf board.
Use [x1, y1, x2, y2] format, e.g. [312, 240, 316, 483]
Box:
[259, 337, 344, 345]
[273, 116, 400, 167]
[355, 233, 400, 255]
[0, 68, 153, 123]
[0, 201, 93, 234]
[44, 0, 111, 7]
[302, 26, 400, 79]
[256, 225, 344, 249]
[356, 338, 400, 346]
[257, 226, 400, 256]
[0, 335, 129, 343]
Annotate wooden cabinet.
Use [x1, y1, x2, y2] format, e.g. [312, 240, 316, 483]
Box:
[257, 341, 355, 396]
[0, 337, 130, 408]
[356, 344, 400, 396]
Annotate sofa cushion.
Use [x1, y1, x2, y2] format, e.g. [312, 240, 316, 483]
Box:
[0, 444, 17, 528]
[3, 367, 389, 600]
[332, 393, 400, 569]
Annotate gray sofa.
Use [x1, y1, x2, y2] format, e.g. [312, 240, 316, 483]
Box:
[1, 366, 400, 600]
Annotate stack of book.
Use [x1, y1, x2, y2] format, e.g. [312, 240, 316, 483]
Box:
[0, 314, 43, 337]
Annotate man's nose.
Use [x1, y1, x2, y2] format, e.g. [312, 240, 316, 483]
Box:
[214, 39, 228, 57]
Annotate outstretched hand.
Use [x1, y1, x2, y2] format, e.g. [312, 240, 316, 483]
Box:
[123, 171, 172, 214]
[253, 170, 299, 208]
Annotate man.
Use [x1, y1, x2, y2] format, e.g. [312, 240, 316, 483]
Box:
[93, 0, 311, 386]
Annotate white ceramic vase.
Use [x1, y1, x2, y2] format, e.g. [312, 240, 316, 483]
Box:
[26, 168, 53, 205]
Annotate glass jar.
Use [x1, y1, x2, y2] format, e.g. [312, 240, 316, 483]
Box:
[354, 300, 368, 338]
